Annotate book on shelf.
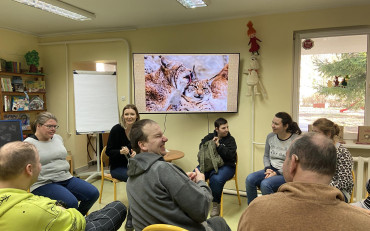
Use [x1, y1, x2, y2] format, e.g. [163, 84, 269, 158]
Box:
[11, 95, 29, 111]
[29, 96, 44, 110]
[5, 61, 21, 73]
[1, 77, 12, 92]
[3, 113, 31, 131]
[0, 59, 6, 72]
[3, 95, 11, 111]
[12, 76, 24, 92]
[25, 80, 45, 92]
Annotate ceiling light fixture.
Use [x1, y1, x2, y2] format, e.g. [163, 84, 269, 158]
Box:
[12, 0, 95, 21]
[177, 0, 207, 9]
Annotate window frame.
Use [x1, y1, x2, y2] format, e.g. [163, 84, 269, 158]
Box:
[292, 26, 370, 140]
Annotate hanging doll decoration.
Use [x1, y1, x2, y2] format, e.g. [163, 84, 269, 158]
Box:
[244, 21, 266, 98]
[244, 55, 267, 98]
[247, 21, 262, 55]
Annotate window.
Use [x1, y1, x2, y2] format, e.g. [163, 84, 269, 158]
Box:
[293, 27, 370, 139]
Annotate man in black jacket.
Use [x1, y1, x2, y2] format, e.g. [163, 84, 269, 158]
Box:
[198, 117, 237, 217]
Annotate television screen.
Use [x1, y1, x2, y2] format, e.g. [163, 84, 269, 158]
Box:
[133, 53, 239, 113]
[0, 120, 23, 147]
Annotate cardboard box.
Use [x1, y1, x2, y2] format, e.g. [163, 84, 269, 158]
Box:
[356, 126, 370, 144]
[308, 124, 344, 143]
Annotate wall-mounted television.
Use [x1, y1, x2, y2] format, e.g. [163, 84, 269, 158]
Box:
[133, 53, 239, 113]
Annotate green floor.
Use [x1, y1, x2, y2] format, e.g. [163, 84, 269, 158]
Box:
[89, 179, 248, 231]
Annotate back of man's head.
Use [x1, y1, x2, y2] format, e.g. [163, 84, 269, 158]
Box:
[0, 141, 37, 180]
[130, 119, 156, 153]
[287, 132, 337, 177]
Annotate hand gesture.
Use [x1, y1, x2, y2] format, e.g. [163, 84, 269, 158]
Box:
[264, 169, 276, 178]
[194, 168, 205, 183]
[120, 146, 129, 155]
[212, 137, 220, 147]
[130, 150, 136, 158]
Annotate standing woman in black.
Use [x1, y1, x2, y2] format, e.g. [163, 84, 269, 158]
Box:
[106, 104, 140, 231]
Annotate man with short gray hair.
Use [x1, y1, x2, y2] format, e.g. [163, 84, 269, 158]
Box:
[238, 132, 370, 230]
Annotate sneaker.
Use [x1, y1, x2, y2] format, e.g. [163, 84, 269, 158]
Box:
[210, 202, 220, 217]
[125, 208, 134, 231]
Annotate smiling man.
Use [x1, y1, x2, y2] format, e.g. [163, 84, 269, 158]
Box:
[127, 119, 230, 231]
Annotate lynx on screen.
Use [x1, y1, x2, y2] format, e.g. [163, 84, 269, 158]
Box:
[133, 53, 240, 114]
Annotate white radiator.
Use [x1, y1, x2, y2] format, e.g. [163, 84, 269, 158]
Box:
[352, 157, 370, 202]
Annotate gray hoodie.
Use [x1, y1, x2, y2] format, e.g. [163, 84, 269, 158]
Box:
[127, 152, 212, 231]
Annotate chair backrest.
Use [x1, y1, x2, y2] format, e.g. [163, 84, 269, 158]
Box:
[100, 146, 109, 174]
[350, 170, 355, 203]
[143, 224, 188, 231]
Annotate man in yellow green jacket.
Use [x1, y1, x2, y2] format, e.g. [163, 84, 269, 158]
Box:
[0, 141, 126, 231]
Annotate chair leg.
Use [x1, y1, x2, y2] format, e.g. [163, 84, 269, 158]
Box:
[114, 182, 117, 201]
[99, 177, 104, 203]
[235, 178, 241, 205]
[220, 191, 224, 217]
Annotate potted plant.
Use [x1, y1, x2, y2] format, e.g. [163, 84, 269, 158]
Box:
[24, 50, 39, 73]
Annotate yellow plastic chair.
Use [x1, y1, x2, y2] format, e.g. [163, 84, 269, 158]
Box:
[350, 170, 355, 203]
[220, 153, 241, 217]
[99, 146, 122, 203]
[143, 224, 188, 231]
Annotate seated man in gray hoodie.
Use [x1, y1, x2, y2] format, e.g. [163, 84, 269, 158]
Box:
[127, 119, 230, 231]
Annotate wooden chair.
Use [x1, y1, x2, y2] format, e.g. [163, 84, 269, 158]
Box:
[99, 146, 122, 203]
[350, 170, 355, 203]
[66, 154, 73, 175]
[143, 224, 188, 231]
[219, 153, 241, 217]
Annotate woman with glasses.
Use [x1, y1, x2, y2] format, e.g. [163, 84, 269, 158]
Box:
[24, 112, 99, 215]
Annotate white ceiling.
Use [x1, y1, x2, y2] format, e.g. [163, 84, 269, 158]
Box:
[0, 0, 369, 37]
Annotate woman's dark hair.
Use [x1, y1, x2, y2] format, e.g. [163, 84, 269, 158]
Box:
[275, 112, 301, 135]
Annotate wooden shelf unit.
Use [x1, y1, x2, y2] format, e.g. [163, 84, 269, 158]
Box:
[0, 72, 47, 134]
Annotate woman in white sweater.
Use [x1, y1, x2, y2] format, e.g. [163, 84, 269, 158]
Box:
[24, 112, 99, 215]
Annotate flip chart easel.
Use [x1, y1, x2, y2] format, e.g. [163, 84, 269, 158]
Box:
[73, 70, 119, 182]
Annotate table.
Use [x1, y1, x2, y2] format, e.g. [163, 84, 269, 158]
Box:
[163, 149, 185, 162]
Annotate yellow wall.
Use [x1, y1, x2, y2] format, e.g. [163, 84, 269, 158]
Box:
[2, 4, 370, 191]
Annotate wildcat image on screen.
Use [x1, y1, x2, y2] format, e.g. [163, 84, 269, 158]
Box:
[144, 55, 229, 112]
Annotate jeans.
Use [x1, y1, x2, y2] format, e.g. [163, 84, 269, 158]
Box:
[245, 169, 285, 204]
[110, 166, 129, 182]
[196, 165, 235, 203]
[32, 177, 99, 215]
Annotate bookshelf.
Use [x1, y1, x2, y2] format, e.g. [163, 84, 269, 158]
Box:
[0, 72, 47, 134]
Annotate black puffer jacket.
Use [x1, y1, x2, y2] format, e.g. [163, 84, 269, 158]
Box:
[199, 130, 237, 166]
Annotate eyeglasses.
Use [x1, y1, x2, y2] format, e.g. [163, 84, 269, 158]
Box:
[42, 124, 59, 130]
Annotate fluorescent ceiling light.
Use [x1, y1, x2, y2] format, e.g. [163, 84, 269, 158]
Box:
[177, 0, 207, 9]
[12, 0, 95, 21]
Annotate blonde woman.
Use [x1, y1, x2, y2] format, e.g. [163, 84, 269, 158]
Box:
[312, 118, 354, 202]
